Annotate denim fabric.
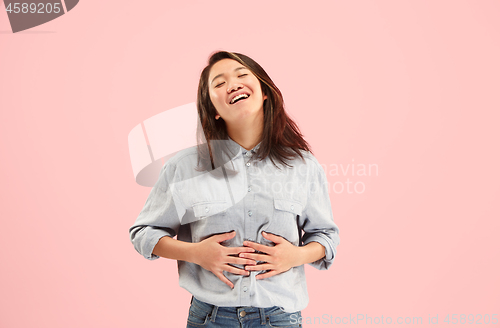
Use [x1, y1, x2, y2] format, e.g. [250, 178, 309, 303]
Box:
[130, 136, 340, 312]
[187, 296, 302, 328]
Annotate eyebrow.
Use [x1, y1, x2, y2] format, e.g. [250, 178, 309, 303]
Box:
[211, 66, 248, 85]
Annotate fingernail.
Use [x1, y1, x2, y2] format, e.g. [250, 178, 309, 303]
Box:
[262, 231, 267, 235]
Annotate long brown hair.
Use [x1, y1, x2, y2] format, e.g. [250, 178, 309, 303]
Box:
[196, 50, 312, 172]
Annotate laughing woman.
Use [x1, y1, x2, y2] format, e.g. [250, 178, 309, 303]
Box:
[129, 50, 340, 328]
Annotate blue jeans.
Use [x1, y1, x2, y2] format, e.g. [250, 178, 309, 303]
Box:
[187, 296, 303, 327]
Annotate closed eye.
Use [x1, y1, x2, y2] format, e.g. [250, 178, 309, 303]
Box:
[215, 74, 248, 88]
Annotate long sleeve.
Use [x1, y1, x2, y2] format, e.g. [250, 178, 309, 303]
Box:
[127, 140, 338, 312]
[129, 162, 186, 260]
[299, 159, 340, 270]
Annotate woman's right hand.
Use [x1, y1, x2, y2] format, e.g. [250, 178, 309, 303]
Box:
[191, 231, 257, 288]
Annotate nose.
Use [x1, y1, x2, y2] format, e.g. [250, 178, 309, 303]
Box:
[227, 81, 243, 93]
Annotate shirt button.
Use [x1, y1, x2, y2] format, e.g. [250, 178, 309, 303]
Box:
[247, 187, 251, 192]
[290, 205, 294, 210]
[246, 152, 252, 157]
[205, 207, 209, 213]
[246, 162, 251, 167]
[242, 286, 248, 292]
[248, 211, 252, 217]
[240, 310, 247, 317]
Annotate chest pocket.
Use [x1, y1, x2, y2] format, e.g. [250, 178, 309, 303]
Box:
[190, 200, 230, 244]
[265, 198, 304, 245]
[192, 200, 228, 219]
[273, 198, 303, 216]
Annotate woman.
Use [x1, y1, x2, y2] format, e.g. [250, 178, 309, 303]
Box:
[129, 50, 340, 327]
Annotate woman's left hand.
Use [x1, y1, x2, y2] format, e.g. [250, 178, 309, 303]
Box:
[240, 231, 301, 279]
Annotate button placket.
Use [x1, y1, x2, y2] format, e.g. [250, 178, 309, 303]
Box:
[241, 151, 254, 282]
[242, 146, 255, 298]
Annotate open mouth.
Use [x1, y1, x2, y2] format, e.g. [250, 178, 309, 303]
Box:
[230, 93, 250, 105]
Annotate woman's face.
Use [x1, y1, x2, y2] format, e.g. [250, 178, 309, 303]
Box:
[208, 58, 267, 128]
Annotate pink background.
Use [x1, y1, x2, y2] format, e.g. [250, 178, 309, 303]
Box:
[1, 1, 499, 327]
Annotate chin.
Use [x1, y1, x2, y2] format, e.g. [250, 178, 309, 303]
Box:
[228, 109, 260, 124]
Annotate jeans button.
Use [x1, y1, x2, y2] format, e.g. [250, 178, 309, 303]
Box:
[240, 310, 246, 317]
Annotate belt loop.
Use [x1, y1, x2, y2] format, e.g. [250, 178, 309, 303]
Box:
[190, 295, 194, 304]
[210, 305, 219, 322]
[259, 308, 266, 325]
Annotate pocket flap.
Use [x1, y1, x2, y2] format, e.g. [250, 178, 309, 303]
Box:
[192, 200, 228, 218]
[273, 198, 303, 216]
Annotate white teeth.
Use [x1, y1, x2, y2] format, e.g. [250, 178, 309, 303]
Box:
[230, 93, 249, 104]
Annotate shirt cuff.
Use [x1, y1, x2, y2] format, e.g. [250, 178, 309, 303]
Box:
[303, 234, 336, 270]
[138, 227, 173, 261]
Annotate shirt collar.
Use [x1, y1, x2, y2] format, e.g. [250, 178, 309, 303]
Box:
[227, 135, 262, 155]
[213, 137, 261, 176]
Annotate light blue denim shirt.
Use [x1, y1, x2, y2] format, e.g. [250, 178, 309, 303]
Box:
[129, 137, 340, 312]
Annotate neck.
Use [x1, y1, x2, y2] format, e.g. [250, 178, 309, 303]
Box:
[226, 115, 263, 151]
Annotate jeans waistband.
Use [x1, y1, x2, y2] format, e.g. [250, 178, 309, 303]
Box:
[190, 295, 283, 325]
